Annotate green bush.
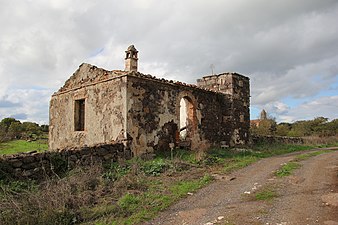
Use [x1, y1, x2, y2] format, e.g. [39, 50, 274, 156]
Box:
[102, 162, 130, 181]
[142, 158, 168, 176]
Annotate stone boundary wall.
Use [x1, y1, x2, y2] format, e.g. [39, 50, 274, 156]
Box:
[251, 135, 304, 145]
[0, 143, 130, 180]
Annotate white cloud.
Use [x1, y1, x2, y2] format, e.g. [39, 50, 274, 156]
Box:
[0, 89, 51, 124]
[0, 0, 337, 123]
[278, 96, 338, 122]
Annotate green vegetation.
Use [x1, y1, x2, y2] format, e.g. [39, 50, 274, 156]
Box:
[0, 117, 48, 154]
[223, 156, 258, 173]
[170, 175, 212, 198]
[251, 116, 338, 138]
[275, 162, 301, 177]
[294, 150, 331, 161]
[0, 142, 336, 225]
[0, 139, 48, 155]
[275, 150, 332, 177]
[255, 188, 277, 201]
[0, 117, 48, 142]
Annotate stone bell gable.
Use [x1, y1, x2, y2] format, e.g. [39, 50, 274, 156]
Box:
[49, 45, 250, 156]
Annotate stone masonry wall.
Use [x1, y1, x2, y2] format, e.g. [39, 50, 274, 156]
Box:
[0, 143, 128, 180]
[251, 135, 304, 145]
[126, 75, 237, 155]
[49, 64, 128, 150]
[196, 73, 250, 145]
[49, 63, 250, 156]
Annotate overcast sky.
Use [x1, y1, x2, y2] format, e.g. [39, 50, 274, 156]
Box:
[0, 0, 338, 124]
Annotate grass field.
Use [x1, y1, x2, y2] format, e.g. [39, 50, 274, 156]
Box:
[0, 142, 335, 224]
[0, 140, 48, 155]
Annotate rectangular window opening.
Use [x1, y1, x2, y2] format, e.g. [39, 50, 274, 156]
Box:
[74, 99, 85, 131]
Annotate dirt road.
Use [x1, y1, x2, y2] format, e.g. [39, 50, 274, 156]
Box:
[145, 148, 338, 225]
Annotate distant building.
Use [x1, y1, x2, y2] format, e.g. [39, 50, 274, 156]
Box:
[250, 109, 268, 128]
[49, 45, 250, 156]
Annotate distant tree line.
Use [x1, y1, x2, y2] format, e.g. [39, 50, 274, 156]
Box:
[0, 118, 49, 142]
[251, 116, 338, 137]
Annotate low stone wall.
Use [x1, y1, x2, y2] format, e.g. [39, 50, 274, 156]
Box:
[251, 135, 304, 145]
[0, 143, 130, 180]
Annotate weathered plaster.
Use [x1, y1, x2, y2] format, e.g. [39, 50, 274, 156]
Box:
[50, 55, 250, 156]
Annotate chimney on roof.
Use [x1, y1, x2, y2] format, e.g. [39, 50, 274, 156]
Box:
[125, 45, 138, 72]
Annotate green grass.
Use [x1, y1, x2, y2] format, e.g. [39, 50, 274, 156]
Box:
[255, 189, 277, 201]
[206, 143, 317, 174]
[275, 150, 332, 177]
[275, 162, 301, 177]
[223, 156, 258, 173]
[169, 175, 212, 198]
[294, 150, 331, 161]
[2, 143, 334, 225]
[250, 143, 315, 158]
[0, 140, 48, 155]
[86, 175, 213, 225]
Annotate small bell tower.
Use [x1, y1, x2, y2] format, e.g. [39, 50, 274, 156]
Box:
[125, 45, 138, 72]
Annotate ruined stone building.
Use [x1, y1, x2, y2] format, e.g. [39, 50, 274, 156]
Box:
[49, 45, 250, 156]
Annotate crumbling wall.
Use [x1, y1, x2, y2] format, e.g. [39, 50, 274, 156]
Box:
[0, 143, 127, 180]
[251, 135, 304, 145]
[197, 73, 250, 145]
[126, 76, 179, 155]
[49, 64, 128, 150]
[49, 63, 250, 156]
[126, 75, 239, 155]
[229, 75, 250, 145]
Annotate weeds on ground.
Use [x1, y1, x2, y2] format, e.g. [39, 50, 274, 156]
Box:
[294, 150, 331, 161]
[254, 188, 277, 201]
[275, 162, 301, 177]
[0, 143, 332, 224]
[275, 149, 332, 177]
[223, 156, 258, 173]
[250, 143, 314, 158]
[303, 135, 338, 147]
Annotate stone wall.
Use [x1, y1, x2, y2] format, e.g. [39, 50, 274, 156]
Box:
[196, 73, 250, 145]
[49, 64, 128, 150]
[0, 143, 128, 180]
[49, 63, 251, 156]
[126, 75, 240, 154]
[251, 135, 304, 145]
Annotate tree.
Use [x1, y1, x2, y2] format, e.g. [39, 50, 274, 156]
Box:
[0, 118, 20, 132]
[288, 117, 329, 137]
[276, 123, 291, 136]
[22, 122, 41, 139]
[251, 119, 277, 136]
[7, 121, 23, 139]
[40, 124, 49, 132]
[0, 124, 6, 142]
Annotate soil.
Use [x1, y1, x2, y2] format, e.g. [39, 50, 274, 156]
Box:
[144, 148, 338, 225]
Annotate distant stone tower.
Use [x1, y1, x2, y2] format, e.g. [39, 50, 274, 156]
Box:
[125, 45, 138, 72]
[260, 109, 267, 120]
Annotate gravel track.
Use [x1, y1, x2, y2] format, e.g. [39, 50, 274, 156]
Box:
[144, 148, 338, 225]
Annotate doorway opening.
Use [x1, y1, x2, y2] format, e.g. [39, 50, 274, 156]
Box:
[179, 96, 196, 142]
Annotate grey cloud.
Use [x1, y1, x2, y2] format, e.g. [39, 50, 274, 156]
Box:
[279, 96, 338, 122]
[0, 99, 21, 108]
[0, 0, 337, 122]
[10, 113, 28, 120]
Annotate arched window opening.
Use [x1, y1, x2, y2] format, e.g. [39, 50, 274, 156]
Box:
[179, 96, 195, 141]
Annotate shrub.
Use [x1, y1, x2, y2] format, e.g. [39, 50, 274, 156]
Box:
[142, 158, 168, 176]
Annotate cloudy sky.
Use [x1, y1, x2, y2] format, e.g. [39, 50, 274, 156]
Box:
[0, 0, 338, 124]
